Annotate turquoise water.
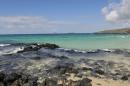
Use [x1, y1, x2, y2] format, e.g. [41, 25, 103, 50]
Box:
[0, 34, 130, 50]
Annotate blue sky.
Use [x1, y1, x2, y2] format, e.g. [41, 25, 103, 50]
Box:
[0, 0, 129, 34]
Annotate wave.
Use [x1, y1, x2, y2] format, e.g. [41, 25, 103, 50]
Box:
[58, 48, 114, 53]
[0, 44, 10, 47]
[0, 46, 24, 55]
[0, 43, 129, 57]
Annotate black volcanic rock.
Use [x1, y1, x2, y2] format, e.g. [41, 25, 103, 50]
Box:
[0, 72, 38, 86]
[39, 43, 59, 49]
[42, 78, 57, 86]
[94, 69, 105, 75]
[5, 73, 21, 83]
[41, 77, 92, 86]
[80, 78, 92, 86]
[0, 72, 5, 82]
[18, 43, 60, 53]
[121, 75, 128, 81]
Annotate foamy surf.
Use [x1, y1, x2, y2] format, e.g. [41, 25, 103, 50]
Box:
[0, 46, 24, 55]
[0, 44, 10, 47]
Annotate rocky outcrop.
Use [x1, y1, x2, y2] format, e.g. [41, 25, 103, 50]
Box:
[0, 43, 130, 86]
[0, 72, 38, 86]
[42, 77, 92, 86]
[18, 43, 60, 53]
[0, 72, 92, 86]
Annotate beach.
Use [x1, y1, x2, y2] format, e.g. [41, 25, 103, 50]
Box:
[0, 34, 130, 86]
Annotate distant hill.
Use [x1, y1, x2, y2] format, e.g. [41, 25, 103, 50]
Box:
[97, 28, 130, 34]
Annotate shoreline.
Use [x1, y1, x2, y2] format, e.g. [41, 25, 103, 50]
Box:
[0, 43, 130, 86]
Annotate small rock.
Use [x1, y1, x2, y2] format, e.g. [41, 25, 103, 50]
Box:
[28, 76, 38, 86]
[80, 78, 92, 86]
[42, 78, 57, 86]
[121, 76, 128, 80]
[113, 49, 124, 54]
[0, 82, 4, 86]
[68, 80, 80, 86]
[94, 69, 105, 75]
[21, 74, 29, 83]
[32, 57, 41, 60]
[5, 73, 21, 83]
[0, 72, 5, 81]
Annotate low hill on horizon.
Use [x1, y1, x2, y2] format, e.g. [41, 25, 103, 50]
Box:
[97, 28, 130, 34]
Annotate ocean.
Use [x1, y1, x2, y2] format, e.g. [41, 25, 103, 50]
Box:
[0, 33, 130, 85]
[0, 33, 130, 50]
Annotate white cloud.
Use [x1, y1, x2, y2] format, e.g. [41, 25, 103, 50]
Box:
[0, 16, 97, 34]
[102, 0, 130, 24]
[0, 16, 77, 34]
[0, 16, 58, 29]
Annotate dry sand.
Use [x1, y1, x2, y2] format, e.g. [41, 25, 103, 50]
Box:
[89, 77, 130, 86]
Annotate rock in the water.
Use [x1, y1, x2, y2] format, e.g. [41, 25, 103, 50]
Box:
[0, 72, 38, 86]
[121, 75, 128, 80]
[18, 43, 60, 53]
[32, 57, 41, 60]
[113, 49, 124, 54]
[0, 72, 5, 81]
[40, 43, 59, 49]
[5, 73, 21, 83]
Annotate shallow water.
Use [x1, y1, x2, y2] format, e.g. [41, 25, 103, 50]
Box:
[0, 34, 130, 50]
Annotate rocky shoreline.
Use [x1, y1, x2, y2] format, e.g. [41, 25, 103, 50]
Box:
[0, 43, 130, 86]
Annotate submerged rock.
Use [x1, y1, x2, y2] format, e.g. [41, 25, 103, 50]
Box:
[113, 49, 124, 54]
[32, 56, 41, 60]
[121, 75, 128, 81]
[40, 43, 59, 49]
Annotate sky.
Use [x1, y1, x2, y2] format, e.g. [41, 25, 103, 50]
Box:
[0, 0, 130, 34]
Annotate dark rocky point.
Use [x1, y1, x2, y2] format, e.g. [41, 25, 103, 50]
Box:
[18, 43, 60, 53]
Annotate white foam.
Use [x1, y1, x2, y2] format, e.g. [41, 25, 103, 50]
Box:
[9, 47, 24, 54]
[0, 47, 24, 55]
[0, 44, 10, 47]
[58, 48, 88, 54]
[102, 49, 113, 52]
[121, 36, 126, 38]
[81, 51, 86, 53]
